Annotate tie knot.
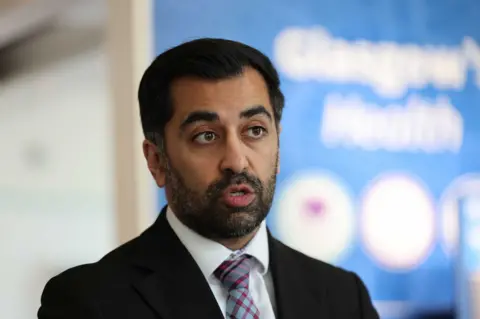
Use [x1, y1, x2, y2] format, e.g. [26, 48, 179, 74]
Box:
[214, 254, 254, 291]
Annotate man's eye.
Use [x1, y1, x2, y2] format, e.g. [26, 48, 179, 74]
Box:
[247, 126, 267, 139]
[193, 131, 217, 144]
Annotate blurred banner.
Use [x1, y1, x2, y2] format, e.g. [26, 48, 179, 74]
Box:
[153, 1, 480, 318]
[457, 196, 480, 319]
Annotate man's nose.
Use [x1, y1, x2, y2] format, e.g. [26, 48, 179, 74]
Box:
[219, 135, 248, 174]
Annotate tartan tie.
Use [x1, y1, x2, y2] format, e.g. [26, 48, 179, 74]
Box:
[214, 254, 261, 319]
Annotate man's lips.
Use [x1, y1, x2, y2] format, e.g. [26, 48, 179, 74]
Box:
[224, 184, 254, 194]
[222, 184, 255, 207]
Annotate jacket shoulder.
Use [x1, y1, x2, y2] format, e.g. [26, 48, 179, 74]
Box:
[274, 238, 357, 281]
[272, 238, 379, 318]
[41, 232, 145, 299]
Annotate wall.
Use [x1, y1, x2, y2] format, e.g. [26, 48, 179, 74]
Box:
[0, 1, 115, 318]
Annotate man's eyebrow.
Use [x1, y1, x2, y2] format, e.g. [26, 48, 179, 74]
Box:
[180, 111, 219, 131]
[240, 105, 272, 122]
[179, 105, 272, 131]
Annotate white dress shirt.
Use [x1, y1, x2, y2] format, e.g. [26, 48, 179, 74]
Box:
[166, 207, 277, 318]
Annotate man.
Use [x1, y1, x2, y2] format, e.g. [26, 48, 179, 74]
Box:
[38, 38, 379, 319]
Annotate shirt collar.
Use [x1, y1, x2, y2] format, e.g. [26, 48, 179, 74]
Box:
[166, 206, 270, 280]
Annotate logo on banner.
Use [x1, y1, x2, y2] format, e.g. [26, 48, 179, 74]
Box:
[360, 173, 436, 271]
[274, 171, 355, 263]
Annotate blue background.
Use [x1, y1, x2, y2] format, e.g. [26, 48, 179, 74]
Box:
[152, 0, 480, 317]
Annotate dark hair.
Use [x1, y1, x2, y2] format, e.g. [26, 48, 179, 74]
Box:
[138, 38, 285, 145]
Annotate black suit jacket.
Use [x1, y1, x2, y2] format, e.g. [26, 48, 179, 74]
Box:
[38, 206, 379, 319]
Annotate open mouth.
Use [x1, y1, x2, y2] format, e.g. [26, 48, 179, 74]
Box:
[230, 190, 247, 196]
[226, 184, 253, 195]
[222, 184, 255, 207]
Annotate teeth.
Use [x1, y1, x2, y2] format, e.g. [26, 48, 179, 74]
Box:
[231, 191, 245, 196]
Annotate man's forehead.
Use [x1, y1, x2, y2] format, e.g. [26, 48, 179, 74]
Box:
[169, 75, 272, 121]
[170, 68, 269, 99]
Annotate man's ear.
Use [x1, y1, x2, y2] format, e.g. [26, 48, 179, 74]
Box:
[142, 139, 166, 187]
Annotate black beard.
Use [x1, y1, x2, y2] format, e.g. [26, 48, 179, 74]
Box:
[164, 159, 277, 240]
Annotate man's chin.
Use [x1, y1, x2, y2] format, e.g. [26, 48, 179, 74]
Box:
[226, 212, 264, 229]
[215, 224, 260, 239]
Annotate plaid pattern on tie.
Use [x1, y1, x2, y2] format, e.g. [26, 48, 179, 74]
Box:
[214, 254, 260, 319]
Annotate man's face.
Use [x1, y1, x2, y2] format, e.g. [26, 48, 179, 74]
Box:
[146, 67, 280, 240]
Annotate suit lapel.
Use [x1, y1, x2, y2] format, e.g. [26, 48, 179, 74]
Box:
[133, 267, 223, 319]
[268, 233, 329, 319]
[130, 207, 224, 319]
